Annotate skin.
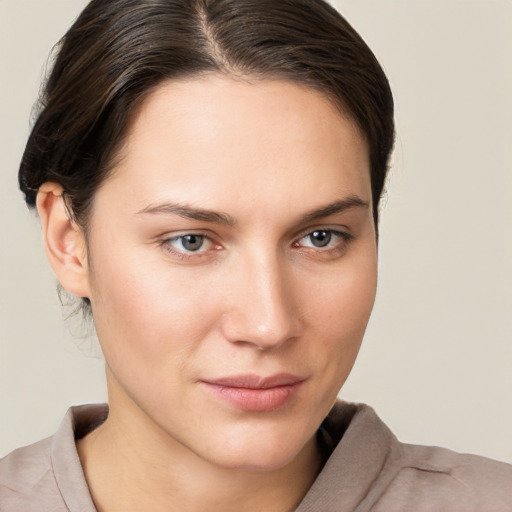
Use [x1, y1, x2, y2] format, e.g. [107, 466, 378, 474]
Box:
[37, 75, 377, 512]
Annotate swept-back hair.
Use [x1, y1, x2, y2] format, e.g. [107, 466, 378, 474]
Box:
[19, 0, 394, 234]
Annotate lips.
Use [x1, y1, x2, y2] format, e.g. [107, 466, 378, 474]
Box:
[200, 373, 305, 412]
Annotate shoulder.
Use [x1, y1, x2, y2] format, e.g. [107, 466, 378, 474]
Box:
[0, 404, 106, 512]
[378, 442, 512, 512]
[0, 436, 68, 512]
[301, 402, 512, 512]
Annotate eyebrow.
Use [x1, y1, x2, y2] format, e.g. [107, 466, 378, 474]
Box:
[136, 202, 237, 226]
[136, 195, 369, 227]
[297, 196, 369, 224]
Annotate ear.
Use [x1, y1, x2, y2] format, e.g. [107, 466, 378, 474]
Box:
[36, 183, 91, 300]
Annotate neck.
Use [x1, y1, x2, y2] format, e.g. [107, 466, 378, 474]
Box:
[77, 385, 322, 512]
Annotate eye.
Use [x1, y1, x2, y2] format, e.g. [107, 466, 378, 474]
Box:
[304, 230, 333, 248]
[175, 234, 206, 252]
[163, 233, 216, 255]
[295, 229, 352, 251]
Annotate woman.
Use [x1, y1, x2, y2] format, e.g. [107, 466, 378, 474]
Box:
[1, 1, 510, 511]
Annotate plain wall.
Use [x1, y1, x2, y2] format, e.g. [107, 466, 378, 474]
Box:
[1, 0, 511, 462]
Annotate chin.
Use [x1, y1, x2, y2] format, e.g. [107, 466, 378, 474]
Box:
[200, 426, 316, 473]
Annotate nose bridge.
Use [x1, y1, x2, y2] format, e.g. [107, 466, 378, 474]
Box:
[222, 247, 300, 349]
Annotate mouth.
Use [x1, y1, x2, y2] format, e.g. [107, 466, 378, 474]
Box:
[200, 373, 306, 412]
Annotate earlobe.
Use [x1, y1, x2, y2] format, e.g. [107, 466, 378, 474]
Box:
[36, 183, 91, 300]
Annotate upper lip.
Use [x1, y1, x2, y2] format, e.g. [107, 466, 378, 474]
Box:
[201, 373, 305, 389]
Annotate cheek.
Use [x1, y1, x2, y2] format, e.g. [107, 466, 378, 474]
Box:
[306, 250, 377, 376]
[88, 247, 221, 371]
[309, 251, 377, 333]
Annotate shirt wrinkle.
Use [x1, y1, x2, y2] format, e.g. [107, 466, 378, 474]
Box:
[50, 444, 72, 512]
[403, 464, 452, 475]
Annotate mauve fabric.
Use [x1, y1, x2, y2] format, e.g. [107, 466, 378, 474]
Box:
[1, 402, 511, 511]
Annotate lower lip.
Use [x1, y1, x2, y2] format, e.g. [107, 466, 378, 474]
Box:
[201, 382, 302, 412]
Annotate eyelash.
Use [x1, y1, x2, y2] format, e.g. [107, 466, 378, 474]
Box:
[160, 228, 354, 261]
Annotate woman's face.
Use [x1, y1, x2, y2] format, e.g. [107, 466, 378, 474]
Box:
[85, 76, 377, 470]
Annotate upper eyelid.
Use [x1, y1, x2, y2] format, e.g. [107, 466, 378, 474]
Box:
[161, 229, 218, 242]
[294, 225, 351, 241]
[165, 233, 214, 246]
[298, 229, 350, 242]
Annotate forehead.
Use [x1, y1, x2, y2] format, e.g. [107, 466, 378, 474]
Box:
[97, 75, 371, 217]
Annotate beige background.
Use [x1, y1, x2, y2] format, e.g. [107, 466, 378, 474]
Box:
[1, 1, 511, 462]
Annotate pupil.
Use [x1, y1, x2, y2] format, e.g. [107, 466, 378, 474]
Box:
[311, 231, 331, 247]
[182, 235, 203, 251]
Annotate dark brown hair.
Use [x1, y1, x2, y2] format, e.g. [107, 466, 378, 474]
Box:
[19, 0, 394, 232]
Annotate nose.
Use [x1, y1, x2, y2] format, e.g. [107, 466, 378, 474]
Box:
[220, 252, 302, 350]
